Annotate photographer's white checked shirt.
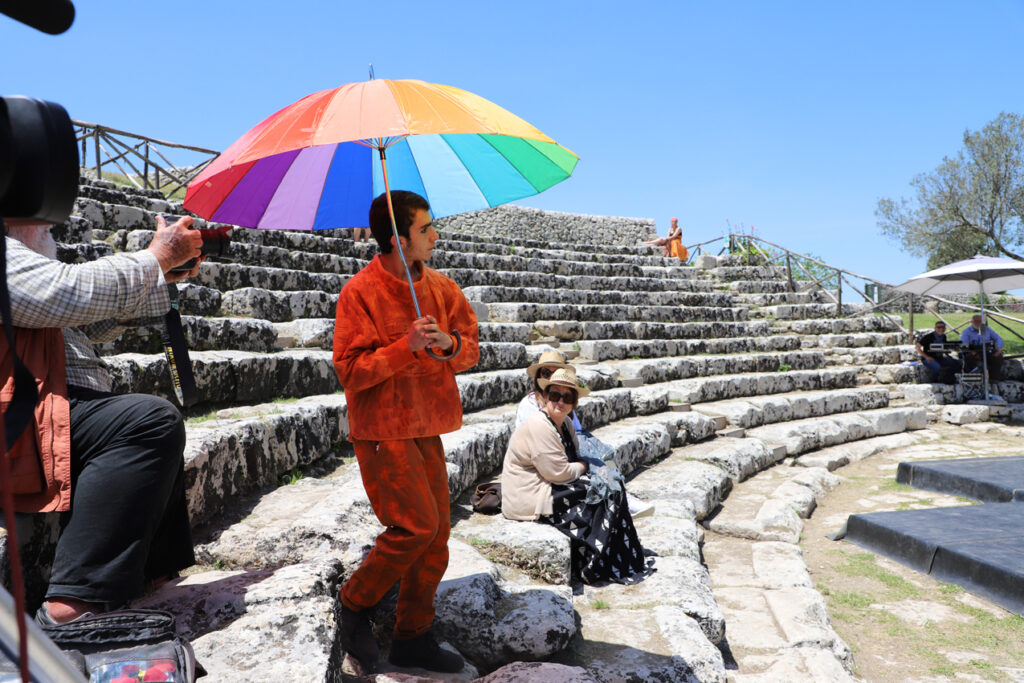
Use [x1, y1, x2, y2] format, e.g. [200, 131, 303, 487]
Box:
[4, 236, 170, 392]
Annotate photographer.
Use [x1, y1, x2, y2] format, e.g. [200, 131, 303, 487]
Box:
[1, 214, 202, 625]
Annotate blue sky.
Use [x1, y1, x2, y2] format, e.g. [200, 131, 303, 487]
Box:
[5, 1, 1024, 289]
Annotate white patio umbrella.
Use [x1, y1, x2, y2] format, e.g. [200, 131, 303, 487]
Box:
[895, 255, 1024, 401]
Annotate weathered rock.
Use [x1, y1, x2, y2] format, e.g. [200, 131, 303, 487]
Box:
[581, 556, 725, 644]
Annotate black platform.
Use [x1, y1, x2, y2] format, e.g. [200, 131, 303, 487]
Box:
[896, 456, 1024, 503]
[845, 504, 1024, 615]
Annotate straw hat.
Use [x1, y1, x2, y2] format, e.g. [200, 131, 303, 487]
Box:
[526, 349, 571, 378]
[537, 367, 590, 399]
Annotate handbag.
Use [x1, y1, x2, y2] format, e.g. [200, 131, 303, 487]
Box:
[34, 608, 205, 682]
[470, 481, 502, 515]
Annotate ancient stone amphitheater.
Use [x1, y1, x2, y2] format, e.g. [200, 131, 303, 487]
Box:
[12, 174, 1022, 682]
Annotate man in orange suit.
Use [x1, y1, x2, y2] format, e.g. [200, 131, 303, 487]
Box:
[332, 191, 479, 674]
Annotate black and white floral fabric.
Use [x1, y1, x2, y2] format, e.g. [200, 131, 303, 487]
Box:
[547, 480, 655, 585]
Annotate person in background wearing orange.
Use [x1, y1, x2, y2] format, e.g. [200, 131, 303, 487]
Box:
[644, 217, 687, 260]
[332, 190, 479, 675]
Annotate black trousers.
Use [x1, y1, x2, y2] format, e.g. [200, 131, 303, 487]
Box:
[46, 386, 195, 606]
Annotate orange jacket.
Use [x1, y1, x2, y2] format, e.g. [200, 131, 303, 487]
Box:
[333, 256, 479, 442]
[0, 326, 73, 512]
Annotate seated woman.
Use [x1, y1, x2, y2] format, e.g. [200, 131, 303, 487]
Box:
[516, 349, 578, 429]
[643, 217, 684, 259]
[502, 368, 655, 585]
[516, 349, 654, 517]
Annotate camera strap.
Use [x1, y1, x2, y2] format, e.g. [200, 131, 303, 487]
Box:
[0, 227, 39, 682]
[161, 284, 198, 408]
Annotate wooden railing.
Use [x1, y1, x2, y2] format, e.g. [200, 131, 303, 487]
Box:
[715, 234, 1024, 348]
[73, 120, 219, 198]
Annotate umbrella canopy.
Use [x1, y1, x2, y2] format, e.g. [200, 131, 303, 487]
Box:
[895, 255, 1024, 297]
[183, 78, 578, 229]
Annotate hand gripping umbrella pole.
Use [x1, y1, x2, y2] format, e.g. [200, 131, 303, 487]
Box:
[378, 145, 461, 362]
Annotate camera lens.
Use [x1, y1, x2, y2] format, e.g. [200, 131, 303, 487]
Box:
[0, 96, 79, 225]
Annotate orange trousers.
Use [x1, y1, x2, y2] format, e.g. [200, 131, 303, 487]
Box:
[340, 436, 450, 639]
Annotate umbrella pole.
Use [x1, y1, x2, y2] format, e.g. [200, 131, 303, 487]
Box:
[377, 146, 461, 362]
[980, 286, 991, 400]
[379, 147, 423, 319]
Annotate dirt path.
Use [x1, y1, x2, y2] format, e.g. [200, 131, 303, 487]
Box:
[800, 423, 1024, 682]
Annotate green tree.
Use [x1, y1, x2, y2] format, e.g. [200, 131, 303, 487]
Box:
[876, 112, 1024, 269]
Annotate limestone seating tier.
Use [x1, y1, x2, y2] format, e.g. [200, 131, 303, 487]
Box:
[724, 280, 827, 294]
[97, 316, 279, 355]
[733, 290, 837, 306]
[461, 285, 735, 308]
[709, 265, 790, 282]
[605, 350, 825, 385]
[800, 331, 905, 349]
[745, 406, 927, 457]
[444, 268, 714, 292]
[751, 302, 876, 320]
[775, 315, 902, 335]
[272, 319, 532, 350]
[823, 344, 917, 366]
[486, 302, 749, 324]
[534, 319, 772, 341]
[632, 368, 860, 413]
[692, 387, 890, 429]
[576, 335, 802, 362]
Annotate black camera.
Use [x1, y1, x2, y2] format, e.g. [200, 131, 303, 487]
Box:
[167, 222, 233, 272]
[0, 95, 79, 225]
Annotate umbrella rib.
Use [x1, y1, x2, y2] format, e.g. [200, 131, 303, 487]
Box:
[439, 134, 494, 207]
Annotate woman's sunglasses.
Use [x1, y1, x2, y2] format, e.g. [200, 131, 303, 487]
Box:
[546, 389, 576, 405]
[537, 367, 556, 379]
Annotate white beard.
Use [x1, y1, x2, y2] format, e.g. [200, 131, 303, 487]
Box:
[6, 223, 58, 260]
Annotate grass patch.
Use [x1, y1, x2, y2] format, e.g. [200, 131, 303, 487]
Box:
[591, 599, 610, 610]
[278, 468, 304, 486]
[834, 552, 921, 598]
[831, 590, 874, 609]
[878, 479, 912, 492]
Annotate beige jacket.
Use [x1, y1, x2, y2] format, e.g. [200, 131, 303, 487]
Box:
[501, 411, 585, 521]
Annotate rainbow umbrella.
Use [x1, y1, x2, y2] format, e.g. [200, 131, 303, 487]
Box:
[184, 78, 577, 358]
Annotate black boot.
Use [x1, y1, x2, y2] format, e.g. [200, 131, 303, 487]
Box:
[388, 630, 464, 673]
[340, 605, 379, 674]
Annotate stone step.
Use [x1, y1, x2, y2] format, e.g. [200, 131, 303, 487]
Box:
[442, 268, 714, 292]
[744, 406, 928, 458]
[576, 335, 802, 362]
[107, 349, 340, 408]
[774, 315, 902, 335]
[193, 261, 348, 294]
[691, 387, 890, 429]
[604, 350, 826, 387]
[724, 279, 826, 294]
[709, 265, 790, 282]
[98, 316, 279, 354]
[752, 302, 876, 320]
[486, 302, 748, 324]
[824, 345, 916, 366]
[218, 287, 336, 322]
[272, 319, 532, 349]
[800, 331, 905, 349]
[631, 368, 861, 413]
[703, 536, 857, 680]
[462, 285, 734, 308]
[737, 291, 835, 306]
[534, 319, 772, 341]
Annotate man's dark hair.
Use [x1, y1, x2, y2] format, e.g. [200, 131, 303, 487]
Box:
[368, 190, 431, 254]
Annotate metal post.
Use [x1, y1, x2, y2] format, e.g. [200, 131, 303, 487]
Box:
[786, 253, 795, 292]
[909, 294, 915, 344]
